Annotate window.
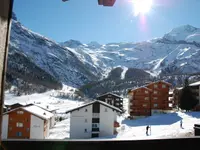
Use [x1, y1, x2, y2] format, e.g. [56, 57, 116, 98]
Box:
[154, 97, 158, 100]
[92, 118, 100, 123]
[145, 90, 149, 94]
[17, 111, 24, 114]
[116, 103, 119, 105]
[143, 104, 147, 107]
[84, 129, 87, 133]
[85, 109, 87, 112]
[10, 117, 12, 121]
[16, 132, 22, 137]
[105, 108, 108, 112]
[154, 84, 158, 88]
[154, 104, 158, 107]
[92, 123, 99, 128]
[16, 122, 23, 127]
[144, 97, 149, 100]
[92, 128, 100, 132]
[154, 91, 158, 94]
[91, 133, 99, 138]
[162, 84, 166, 88]
[85, 119, 87, 123]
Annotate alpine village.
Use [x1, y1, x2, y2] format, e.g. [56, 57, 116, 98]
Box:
[2, 79, 200, 139]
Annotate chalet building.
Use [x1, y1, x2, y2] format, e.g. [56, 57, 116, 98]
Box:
[2, 105, 54, 139]
[146, 81, 172, 114]
[172, 81, 200, 111]
[128, 87, 152, 116]
[96, 93, 123, 111]
[175, 81, 200, 110]
[66, 100, 122, 139]
[128, 81, 172, 117]
[189, 81, 200, 110]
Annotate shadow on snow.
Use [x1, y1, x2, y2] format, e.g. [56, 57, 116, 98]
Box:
[121, 113, 183, 127]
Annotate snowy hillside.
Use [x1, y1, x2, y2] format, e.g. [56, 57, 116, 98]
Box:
[61, 25, 200, 76]
[10, 12, 200, 89]
[9, 17, 98, 88]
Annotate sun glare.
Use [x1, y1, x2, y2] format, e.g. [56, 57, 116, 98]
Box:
[133, 0, 153, 16]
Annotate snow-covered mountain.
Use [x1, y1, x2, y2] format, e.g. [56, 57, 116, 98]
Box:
[9, 15, 99, 88]
[61, 25, 200, 77]
[9, 12, 200, 90]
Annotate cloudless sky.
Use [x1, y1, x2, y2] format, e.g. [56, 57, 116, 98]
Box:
[13, 0, 200, 44]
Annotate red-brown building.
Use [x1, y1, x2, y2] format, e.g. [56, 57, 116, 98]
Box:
[128, 87, 152, 116]
[146, 81, 172, 112]
[128, 81, 172, 117]
[2, 105, 54, 139]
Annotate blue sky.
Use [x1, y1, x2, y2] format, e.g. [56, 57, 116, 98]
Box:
[13, 0, 200, 44]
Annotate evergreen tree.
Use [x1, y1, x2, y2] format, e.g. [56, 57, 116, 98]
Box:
[179, 78, 198, 111]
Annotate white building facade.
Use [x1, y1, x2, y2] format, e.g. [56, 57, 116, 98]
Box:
[34, 104, 57, 128]
[67, 100, 121, 139]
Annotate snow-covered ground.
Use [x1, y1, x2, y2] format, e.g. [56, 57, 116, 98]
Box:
[115, 111, 198, 140]
[47, 117, 70, 139]
[4, 89, 200, 140]
[5, 85, 83, 114]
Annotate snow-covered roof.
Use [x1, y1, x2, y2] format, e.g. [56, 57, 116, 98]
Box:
[3, 105, 54, 120]
[34, 104, 58, 112]
[189, 81, 200, 86]
[96, 92, 123, 99]
[23, 105, 54, 120]
[4, 102, 9, 106]
[6, 103, 25, 107]
[66, 100, 122, 114]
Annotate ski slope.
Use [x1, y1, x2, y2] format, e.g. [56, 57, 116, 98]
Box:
[4, 85, 83, 114]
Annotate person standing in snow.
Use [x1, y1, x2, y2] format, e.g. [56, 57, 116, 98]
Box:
[180, 119, 183, 128]
[146, 125, 150, 135]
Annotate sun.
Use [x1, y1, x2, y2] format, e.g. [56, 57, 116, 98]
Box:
[133, 0, 153, 16]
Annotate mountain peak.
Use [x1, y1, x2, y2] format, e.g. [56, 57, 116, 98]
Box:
[163, 24, 199, 41]
[87, 41, 101, 48]
[171, 25, 197, 33]
[60, 39, 83, 48]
